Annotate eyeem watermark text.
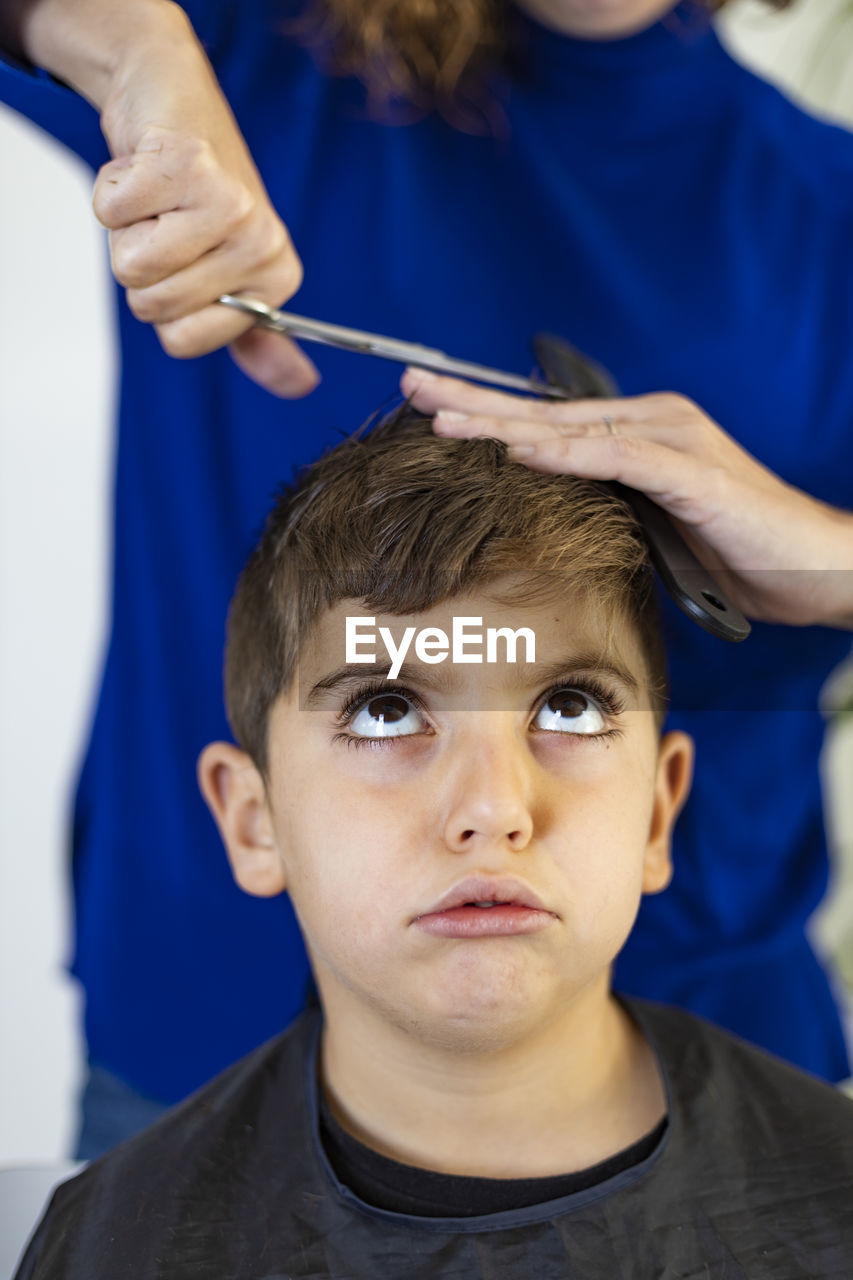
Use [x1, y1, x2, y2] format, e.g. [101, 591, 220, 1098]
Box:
[346, 617, 536, 679]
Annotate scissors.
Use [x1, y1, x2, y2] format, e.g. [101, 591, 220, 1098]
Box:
[218, 294, 750, 643]
[219, 294, 570, 398]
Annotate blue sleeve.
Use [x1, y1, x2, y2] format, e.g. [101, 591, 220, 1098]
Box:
[0, 1, 239, 170]
[0, 54, 106, 169]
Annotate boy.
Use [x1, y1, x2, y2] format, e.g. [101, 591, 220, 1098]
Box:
[17, 408, 853, 1277]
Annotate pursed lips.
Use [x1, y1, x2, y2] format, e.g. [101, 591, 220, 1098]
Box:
[411, 876, 558, 938]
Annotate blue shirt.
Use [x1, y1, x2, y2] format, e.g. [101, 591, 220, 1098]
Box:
[2, 0, 852, 1099]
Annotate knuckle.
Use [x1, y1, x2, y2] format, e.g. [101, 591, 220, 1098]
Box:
[125, 287, 161, 323]
[271, 249, 304, 298]
[289, 251, 305, 292]
[706, 461, 731, 500]
[543, 399, 573, 424]
[136, 123, 173, 152]
[112, 248, 150, 290]
[670, 392, 696, 413]
[261, 217, 289, 260]
[251, 214, 302, 279]
[653, 391, 693, 415]
[246, 211, 280, 261]
[191, 136, 219, 174]
[93, 181, 125, 229]
[139, 129, 213, 190]
[156, 130, 212, 174]
[157, 322, 197, 359]
[222, 180, 256, 233]
[553, 419, 584, 439]
[612, 433, 641, 461]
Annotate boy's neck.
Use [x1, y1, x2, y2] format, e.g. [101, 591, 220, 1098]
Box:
[318, 979, 666, 1180]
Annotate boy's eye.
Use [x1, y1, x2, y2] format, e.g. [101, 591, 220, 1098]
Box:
[533, 688, 607, 735]
[338, 679, 621, 746]
[348, 693, 425, 739]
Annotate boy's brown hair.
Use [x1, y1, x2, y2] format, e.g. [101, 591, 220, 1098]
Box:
[225, 405, 668, 773]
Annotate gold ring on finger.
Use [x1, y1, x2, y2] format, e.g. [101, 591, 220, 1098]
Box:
[602, 414, 619, 437]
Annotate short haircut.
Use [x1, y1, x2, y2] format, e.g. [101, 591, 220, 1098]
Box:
[225, 405, 668, 773]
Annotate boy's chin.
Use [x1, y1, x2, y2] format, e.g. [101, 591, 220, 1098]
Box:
[393, 968, 584, 1055]
[414, 1009, 551, 1056]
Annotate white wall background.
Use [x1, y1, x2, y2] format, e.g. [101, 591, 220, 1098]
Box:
[1, 0, 853, 1165]
[0, 110, 113, 1162]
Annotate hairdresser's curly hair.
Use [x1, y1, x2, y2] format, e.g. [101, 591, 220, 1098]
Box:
[287, 0, 795, 130]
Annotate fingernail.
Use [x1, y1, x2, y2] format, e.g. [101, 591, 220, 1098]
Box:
[508, 445, 536, 458]
[436, 410, 469, 423]
[405, 366, 437, 381]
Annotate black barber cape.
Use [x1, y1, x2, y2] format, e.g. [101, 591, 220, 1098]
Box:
[16, 1000, 853, 1279]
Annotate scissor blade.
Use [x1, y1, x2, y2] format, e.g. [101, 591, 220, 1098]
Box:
[218, 295, 569, 399]
[401, 351, 569, 397]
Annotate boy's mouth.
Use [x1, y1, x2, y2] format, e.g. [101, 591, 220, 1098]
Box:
[412, 877, 557, 939]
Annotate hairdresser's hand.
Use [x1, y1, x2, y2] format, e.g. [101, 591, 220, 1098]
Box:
[16, 0, 317, 396]
[401, 370, 853, 629]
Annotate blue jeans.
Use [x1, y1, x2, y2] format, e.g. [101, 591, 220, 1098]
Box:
[73, 1063, 171, 1161]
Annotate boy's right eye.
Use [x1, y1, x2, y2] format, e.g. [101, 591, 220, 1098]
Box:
[344, 689, 427, 741]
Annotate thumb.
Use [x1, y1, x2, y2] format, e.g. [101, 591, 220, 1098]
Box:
[92, 154, 138, 228]
[228, 328, 320, 399]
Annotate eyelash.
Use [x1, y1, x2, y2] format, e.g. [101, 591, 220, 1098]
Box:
[331, 677, 625, 751]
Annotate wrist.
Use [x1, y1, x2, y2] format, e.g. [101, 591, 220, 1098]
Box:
[804, 502, 853, 630]
[19, 0, 195, 109]
[828, 508, 853, 630]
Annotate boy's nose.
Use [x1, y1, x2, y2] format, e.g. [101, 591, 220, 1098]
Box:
[442, 732, 535, 855]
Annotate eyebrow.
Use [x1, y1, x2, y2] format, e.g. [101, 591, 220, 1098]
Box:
[303, 650, 641, 707]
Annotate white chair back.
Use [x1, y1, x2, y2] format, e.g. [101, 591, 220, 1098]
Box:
[0, 1163, 85, 1279]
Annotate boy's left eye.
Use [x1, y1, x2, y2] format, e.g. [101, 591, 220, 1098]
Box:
[533, 689, 607, 735]
[348, 693, 426, 739]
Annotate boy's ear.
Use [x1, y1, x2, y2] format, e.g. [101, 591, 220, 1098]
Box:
[197, 742, 287, 897]
[642, 730, 694, 895]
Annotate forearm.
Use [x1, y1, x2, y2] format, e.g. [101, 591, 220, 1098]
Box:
[2, 0, 198, 109]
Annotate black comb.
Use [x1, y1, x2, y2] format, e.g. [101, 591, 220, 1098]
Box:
[533, 333, 750, 643]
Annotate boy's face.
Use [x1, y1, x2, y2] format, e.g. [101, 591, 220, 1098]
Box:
[200, 581, 692, 1053]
